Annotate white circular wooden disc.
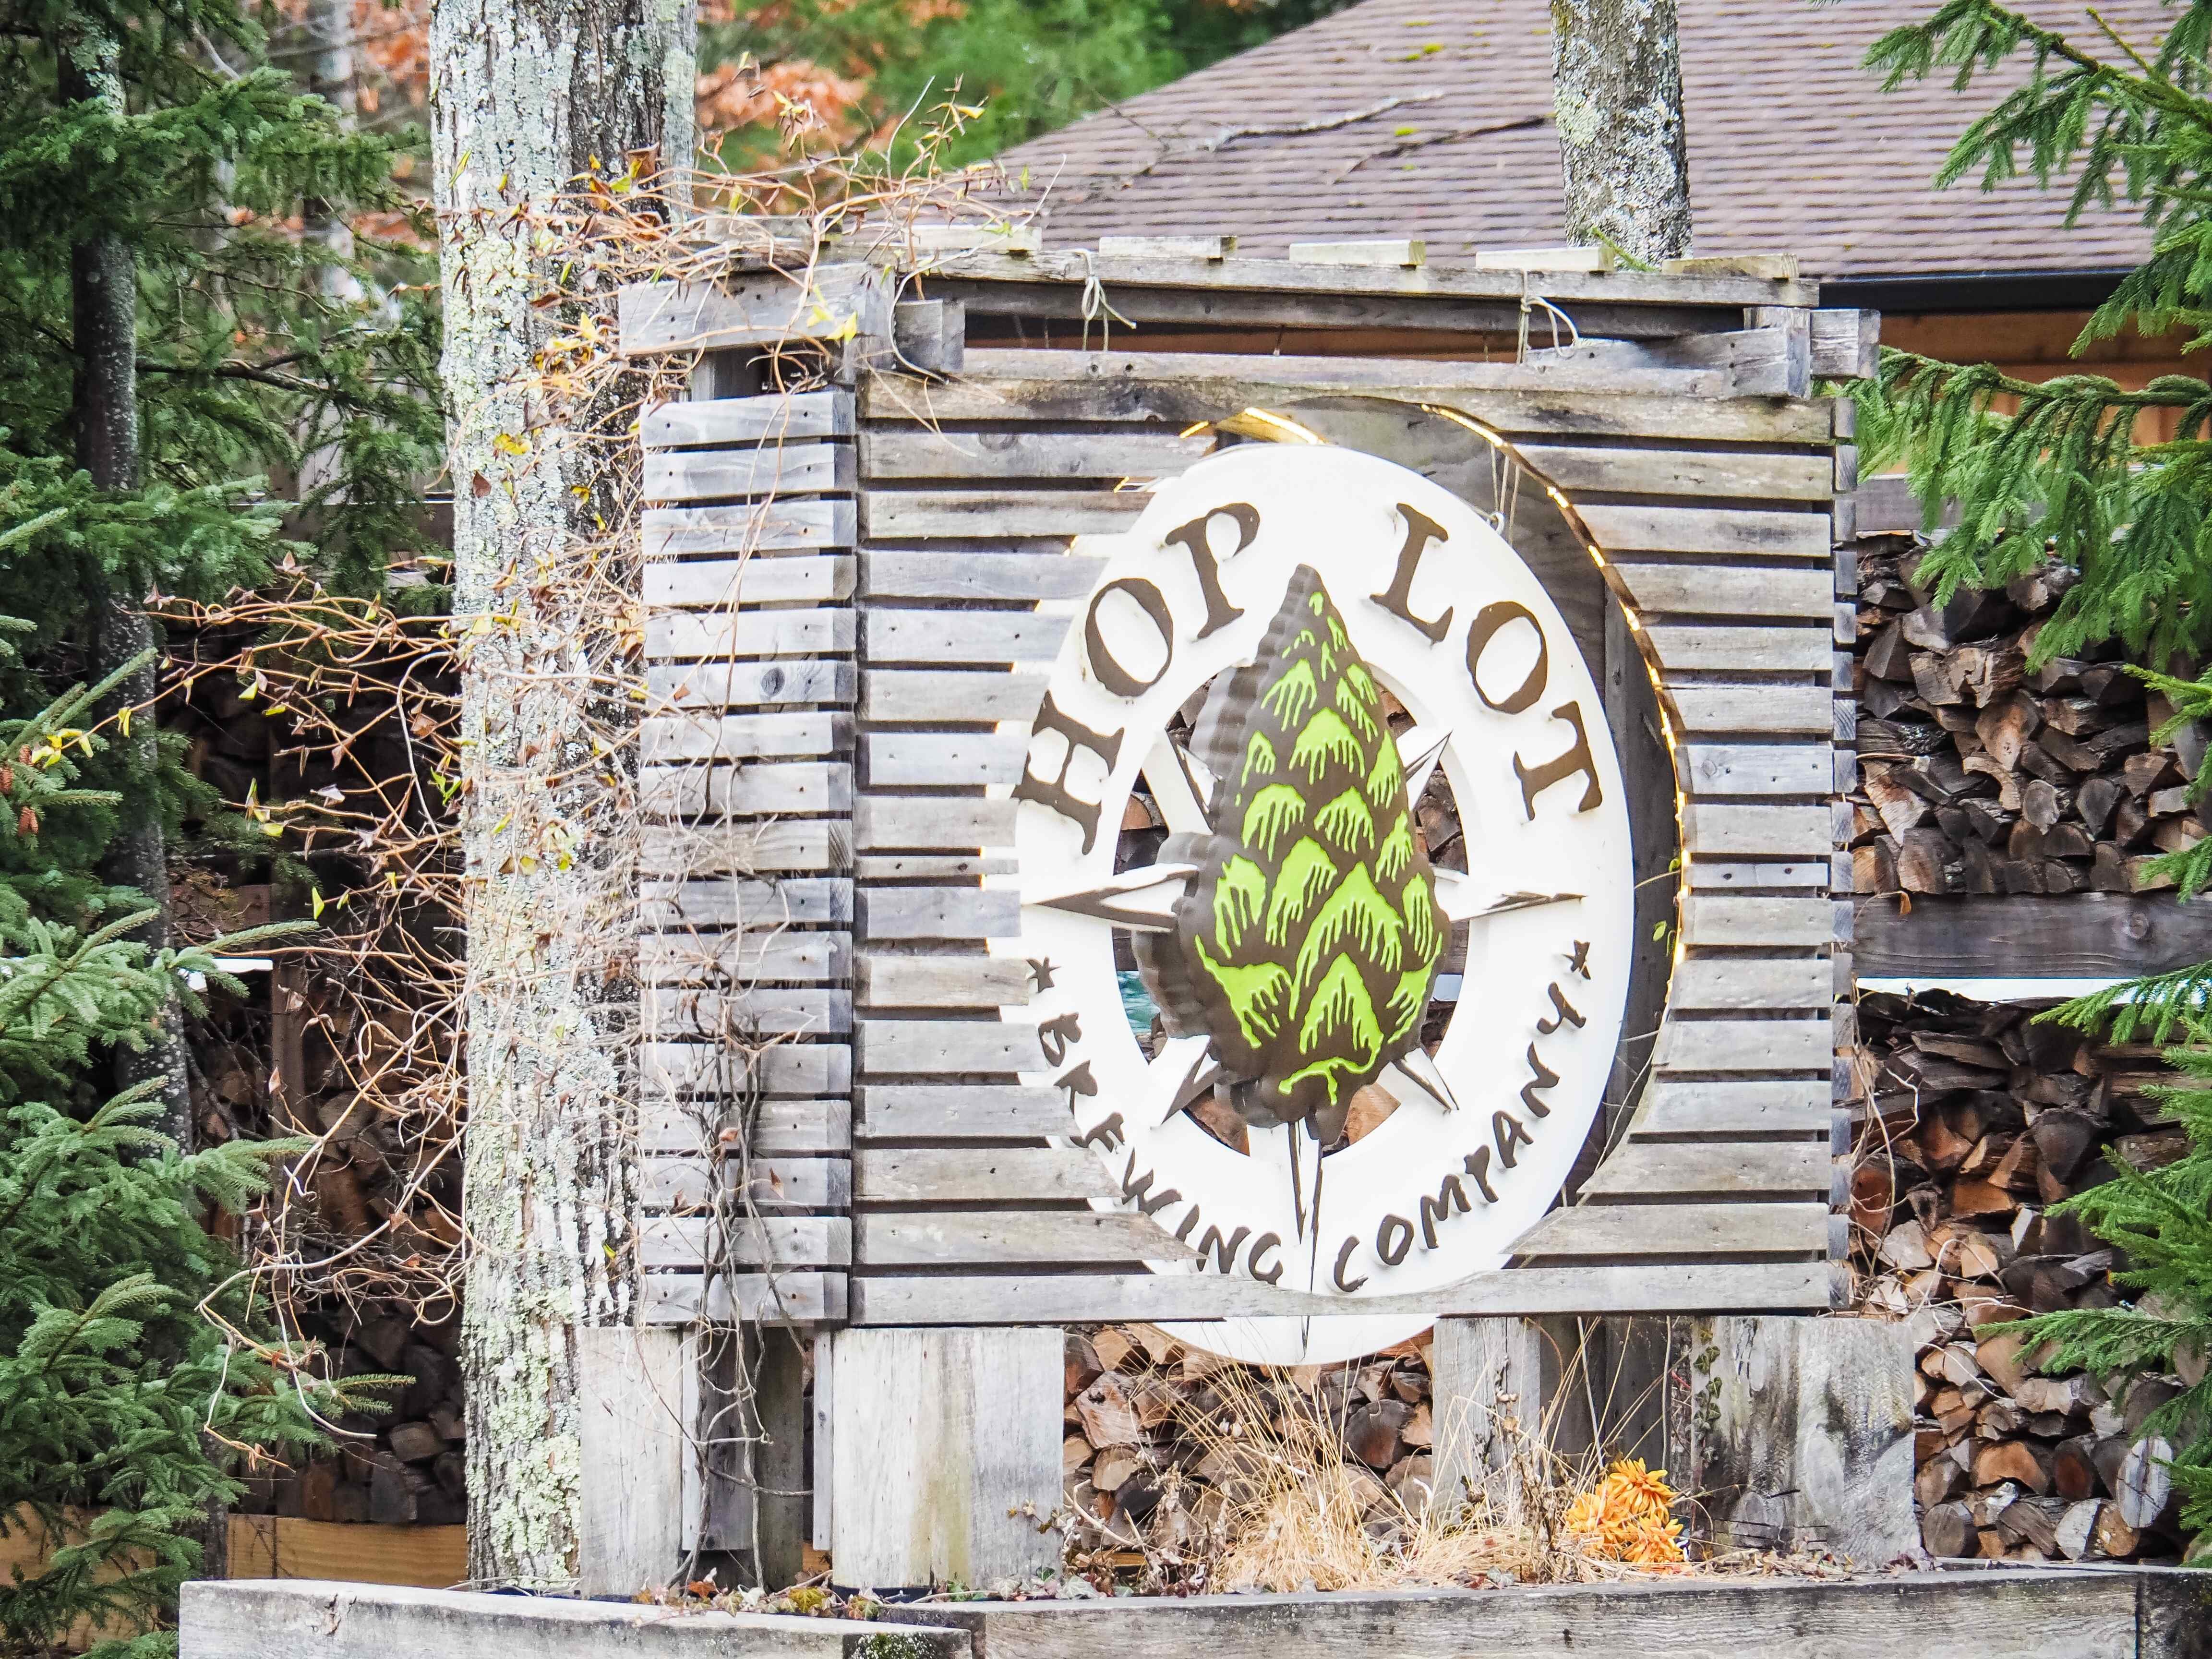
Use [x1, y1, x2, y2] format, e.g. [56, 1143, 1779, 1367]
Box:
[1009, 445, 1634, 1365]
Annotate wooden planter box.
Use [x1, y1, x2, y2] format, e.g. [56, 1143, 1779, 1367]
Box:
[185, 1569, 2212, 1659]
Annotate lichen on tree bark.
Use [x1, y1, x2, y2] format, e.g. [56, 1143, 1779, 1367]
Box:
[1550, 0, 1692, 264]
[430, 0, 692, 1590]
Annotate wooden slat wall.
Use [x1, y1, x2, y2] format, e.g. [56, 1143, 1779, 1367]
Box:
[637, 387, 856, 1326]
[837, 345, 1847, 1322]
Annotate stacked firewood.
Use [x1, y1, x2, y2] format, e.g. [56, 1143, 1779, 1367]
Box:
[230, 1308, 469, 1526]
[1060, 1324, 1436, 1561]
[1850, 536, 2204, 895]
[176, 629, 469, 1529]
[1849, 990, 2199, 1562]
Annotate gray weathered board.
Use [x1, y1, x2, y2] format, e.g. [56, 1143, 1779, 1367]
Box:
[180, 1570, 2212, 1659]
[626, 259, 1853, 1328]
[637, 383, 859, 1329]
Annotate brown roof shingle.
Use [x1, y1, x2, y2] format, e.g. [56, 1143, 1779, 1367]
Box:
[990, 0, 2163, 280]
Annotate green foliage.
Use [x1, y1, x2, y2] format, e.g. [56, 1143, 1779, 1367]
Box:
[1864, 0, 2212, 1554]
[1851, 0, 2212, 665]
[0, 670, 348, 1657]
[704, 0, 1358, 168]
[2015, 994, 2212, 1538]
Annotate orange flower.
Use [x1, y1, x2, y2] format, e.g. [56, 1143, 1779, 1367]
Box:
[1563, 1458, 1684, 1563]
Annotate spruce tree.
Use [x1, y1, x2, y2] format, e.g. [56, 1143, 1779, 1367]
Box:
[0, 0, 436, 1639]
[1860, 0, 2212, 1554]
[0, 639, 355, 1657]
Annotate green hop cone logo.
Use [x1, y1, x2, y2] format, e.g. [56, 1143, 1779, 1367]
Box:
[1137, 565, 1446, 1142]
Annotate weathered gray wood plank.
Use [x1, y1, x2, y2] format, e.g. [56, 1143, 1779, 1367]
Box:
[638, 761, 853, 817]
[641, 389, 854, 448]
[856, 1210, 1198, 1265]
[642, 711, 852, 763]
[887, 1565, 2137, 1659]
[1642, 624, 1833, 674]
[640, 819, 849, 878]
[1576, 502, 1832, 556]
[1650, 1017, 1832, 1072]
[862, 609, 1072, 664]
[863, 731, 1028, 788]
[640, 929, 851, 984]
[1681, 744, 1833, 796]
[643, 500, 857, 557]
[856, 1083, 1069, 1139]
[1507, 1202, 1829, 1262]
[644, 553, 855, 608]
[641, 1271, 848, 1325]
[855, 794, 1018, 851]
[641, 1215, 853, 1269]
[864, 490, 1145, 540]
[180, 1580, 964, 1658]
[863, 550, 1108, 602]
[619, 266, 891, 356]
[1578, 1140, 1829, 1201]
[646, 443, 854, 503]
[1669, 956, 1829, 1012]
[1633, 1079, 1832, 1137]
[852, 1261, 1836, 1323]
[828, 1328, 1061, 1588]
[1680, 803, 1832, 858]
[647, 606, 856, 662]
[855, 1146, 1119, 1203]
[1616, 564, 1833, 619]
[871, 351, 1835, 441]
[858, 888, 1021, 939]
[645, 660, 856, 709]
[645, 1154, 851, 1211]
[1682, 894, 1833, 947]
[862, 668, 1048, 723]
[640, 1095, 851, 1155]
[861, 427, 1216, 480]
[858, 954, 1034, 1008]
[1516, 444, 1834, 503]
[641, 877, 854, 930]
[856, 1018, 1048, 1075]
[573, 1327, 688, 1598]
[643, 1041, 851, 1097]
[1669, 685, 1834, 735]
[1853, 893, 2212, 979]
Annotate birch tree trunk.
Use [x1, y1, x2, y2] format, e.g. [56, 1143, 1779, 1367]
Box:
[1550, 0, 1692, 264]
[430, 0, 692, 1590]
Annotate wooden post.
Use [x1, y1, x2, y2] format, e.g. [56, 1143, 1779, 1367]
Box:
[1430, 1316, 1557, 1522]
[828, 1328, 1060, 1590]
[574, 1327, 688, 1598]
[1677, 1315, 1917, 1563]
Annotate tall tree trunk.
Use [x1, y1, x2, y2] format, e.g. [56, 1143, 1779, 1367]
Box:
[61, 34, 195, 1153]
[303, 0, 364, 302]
[1550, 0, 1692, 264]
[430, 0, 692, 1591]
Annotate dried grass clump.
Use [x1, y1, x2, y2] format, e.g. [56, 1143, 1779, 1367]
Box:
[1130, 1356, 1696, 1594]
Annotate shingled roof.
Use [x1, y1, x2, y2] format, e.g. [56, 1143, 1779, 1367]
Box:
[990, 0, 2162, 294]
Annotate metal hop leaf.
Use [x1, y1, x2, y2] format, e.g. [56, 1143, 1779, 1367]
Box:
[1140, 565, 1446, 1141]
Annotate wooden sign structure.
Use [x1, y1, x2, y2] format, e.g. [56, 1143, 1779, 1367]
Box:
[619, 240, 1865, 1575]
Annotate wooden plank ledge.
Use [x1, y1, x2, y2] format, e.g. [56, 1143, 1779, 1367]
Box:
[181, 1579, 967, 1658]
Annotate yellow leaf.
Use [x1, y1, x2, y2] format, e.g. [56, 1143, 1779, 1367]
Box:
[310, 888, 326, 919]
[117, 707, 131, 738]
[493, 432, 531, 457]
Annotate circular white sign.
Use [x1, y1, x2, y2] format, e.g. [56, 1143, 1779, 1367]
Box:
[1009, 445, 1634, 1364]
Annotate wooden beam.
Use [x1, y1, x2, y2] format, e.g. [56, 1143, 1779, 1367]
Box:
[1853, 893, 2212, 979]
[180, 1580, 967, 1658]
[889, 1574, 2141, 1659]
